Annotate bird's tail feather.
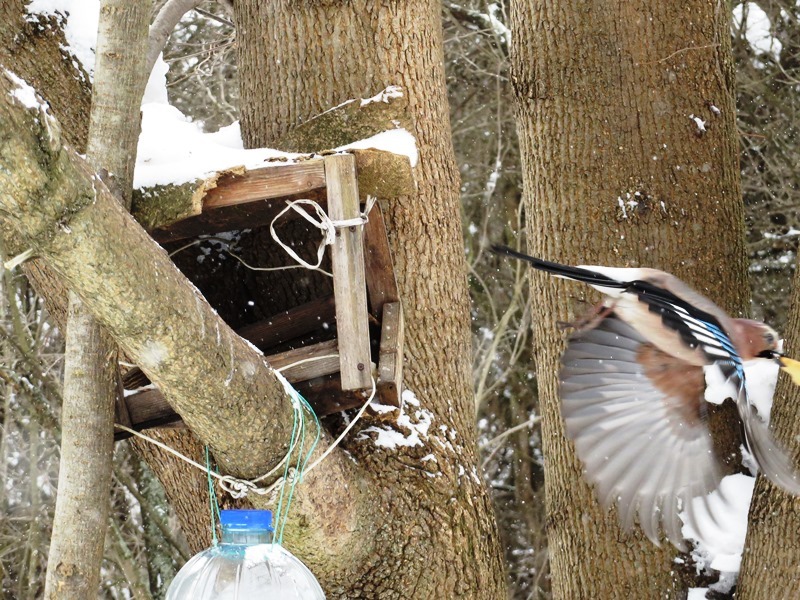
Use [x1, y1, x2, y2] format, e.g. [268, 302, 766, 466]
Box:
[490, 244, 626, 289]
[740, 403, 800, 494]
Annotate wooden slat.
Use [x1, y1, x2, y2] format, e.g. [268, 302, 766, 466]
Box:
[363, 202, 400, 317]
[266, 339, 340, 382]
[236, 295, 336, 351]
[116, 340, 342, 441]
[294, 374, 372, 416]
[113, 370, 133, 428]
[141, 153, 411, 243]
[324, 154, 372, 390]
[151, 188, 327, 243]
[120, 297, 336, 391]
[203, 161, 326, 209]
[125, 388, 174, 426]
[377, 302, 404, 407]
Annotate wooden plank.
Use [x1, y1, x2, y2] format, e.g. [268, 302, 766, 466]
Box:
[377, 302, 404, 407]
[132, 161, 326, 236]
[113, 371, 133, 428]
[151, 188, 327, 244]
[114, 387, 183, 440]
[203, 161, 326, 209]
[137, 152, 411, 244]
[116, 340, 343, 441]
[324, 154, 372, 390]
[363, 202, 400, 317]
[294, 374, 372, 416]
[266, 339, 340, 382]
[235, 295, 336, 352]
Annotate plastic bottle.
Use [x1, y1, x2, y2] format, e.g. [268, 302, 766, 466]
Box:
[165, 509, 325, 599]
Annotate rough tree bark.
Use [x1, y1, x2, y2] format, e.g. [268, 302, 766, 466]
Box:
[237, 2, 506, 596]
[511, 1, 746, 597]
[738, 260, 800, 598]
[150, 0, 506, 597]
[0, 0, 92, 327]
[43, 2, 149, 598]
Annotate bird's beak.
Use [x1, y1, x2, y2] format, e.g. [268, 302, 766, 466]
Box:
[778, 356, 800, 386]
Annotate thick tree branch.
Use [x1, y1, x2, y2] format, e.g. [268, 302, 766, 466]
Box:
[0, 71, 289, 476]
[0, 69, 375, 574]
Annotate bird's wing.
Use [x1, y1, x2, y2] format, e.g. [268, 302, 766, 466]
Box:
[560, 313, 725, 550]
[596, 276, 746, 386]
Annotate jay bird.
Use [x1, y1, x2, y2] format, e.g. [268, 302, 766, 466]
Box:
[492, 244, 800, 549]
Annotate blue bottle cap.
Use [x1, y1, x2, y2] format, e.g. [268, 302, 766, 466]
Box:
[219, 509, 274, 532]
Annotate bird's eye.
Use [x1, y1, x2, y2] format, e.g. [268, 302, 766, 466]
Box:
[764, 331, 776, 346]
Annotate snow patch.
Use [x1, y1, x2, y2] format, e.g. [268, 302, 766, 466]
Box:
[743, 357, 779, 422]
[359, 85, 403, 107]
[733, 4, 782, 59]
[681, 473, 755, 594]
[135, 75, 416, 188]
[487, 3, 510, 46]
[336, 128, 419, 168]
[5, 70, 44, 110]
[703, 364, 738, 405]
[143, 53, 170, 105]
[134, 103, 297, 188]
[690, 114, 706, 133]
[140, 340, 168, 369]
[359, 389, 433, 449]
[26, 0, 100, 76]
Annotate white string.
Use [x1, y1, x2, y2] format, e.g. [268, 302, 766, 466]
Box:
[115, 358, 378, 498]
[306, 375, 376, 475]
[114, 422, 288, 498]
[227, 195, 377, 277]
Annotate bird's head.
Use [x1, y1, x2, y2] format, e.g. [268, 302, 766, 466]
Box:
[731, 319, 782, 360]
[733, 319, 800, 385]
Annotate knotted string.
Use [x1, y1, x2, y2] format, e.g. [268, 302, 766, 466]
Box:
[228, 195, 377, 277]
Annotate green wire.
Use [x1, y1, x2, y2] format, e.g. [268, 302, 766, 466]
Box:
[272, 395, 301, 544]
[205, 445, 221, 546]
[272, 388, 321, 546]
[201, 383, 322, 549]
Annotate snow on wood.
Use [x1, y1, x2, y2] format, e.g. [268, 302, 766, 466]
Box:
[132, 75, 416, 238]
[377, 302, 404, 407]
[360, 389, 433, 449]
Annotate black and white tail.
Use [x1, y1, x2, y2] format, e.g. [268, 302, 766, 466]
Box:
[490, 245, 626, 289]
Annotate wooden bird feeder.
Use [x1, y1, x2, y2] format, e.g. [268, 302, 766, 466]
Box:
[115, 150, 412, 439]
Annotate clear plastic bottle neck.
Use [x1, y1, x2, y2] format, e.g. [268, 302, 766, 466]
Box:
[220, 526, 272, 546]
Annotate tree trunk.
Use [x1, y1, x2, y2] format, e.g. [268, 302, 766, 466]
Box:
[43, 3, 149, 598]
[227, 1, 505, 596]
[511, 1, 746, 597]
[737, 258, 800, 598]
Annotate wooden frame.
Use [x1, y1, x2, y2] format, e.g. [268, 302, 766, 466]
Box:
[119, 152, 406, 439]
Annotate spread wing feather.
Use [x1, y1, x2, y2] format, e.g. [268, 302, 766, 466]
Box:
[560, 315, 724, 549]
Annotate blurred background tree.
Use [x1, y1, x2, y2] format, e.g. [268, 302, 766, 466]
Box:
[1, 1, 798, 598]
